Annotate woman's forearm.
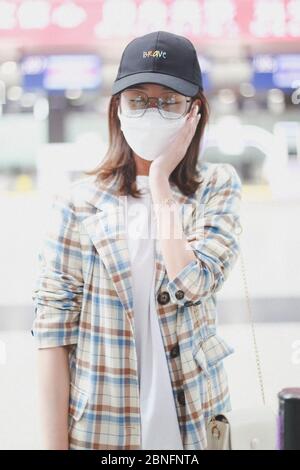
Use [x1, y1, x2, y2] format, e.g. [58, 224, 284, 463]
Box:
[37, 346, 70, 450]
[149, 172, 196, 282]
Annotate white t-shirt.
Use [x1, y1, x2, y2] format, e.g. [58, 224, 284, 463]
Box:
[126, 174, 183, 450]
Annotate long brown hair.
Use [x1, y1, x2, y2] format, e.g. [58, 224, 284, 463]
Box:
[85, 89, 210, 198]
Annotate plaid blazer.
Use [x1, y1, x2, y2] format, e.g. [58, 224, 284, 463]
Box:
[31, 161, 242, 450]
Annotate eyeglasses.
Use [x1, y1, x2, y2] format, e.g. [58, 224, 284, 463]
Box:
[118, 88, 193, 120]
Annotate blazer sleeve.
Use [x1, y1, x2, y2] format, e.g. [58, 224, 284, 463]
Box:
[31, 190, 84, 348]
[165, 163, 242, 306]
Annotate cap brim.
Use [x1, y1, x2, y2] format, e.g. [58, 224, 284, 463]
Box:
[111, 72, 200, 97]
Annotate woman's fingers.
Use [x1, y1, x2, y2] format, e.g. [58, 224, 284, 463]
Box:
[151, 101, 202, 176]
[172, 104, 199, 150]
[187, 102, 199, 121]
[182, 103, 200, 144]
[161, 101, 201, 167]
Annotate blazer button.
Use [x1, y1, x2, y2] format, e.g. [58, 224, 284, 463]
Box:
[177, 389, 186, 406]
[175, 290, 185, 300]
[170, 344, 180, 359]
[157, 291, 170, 305]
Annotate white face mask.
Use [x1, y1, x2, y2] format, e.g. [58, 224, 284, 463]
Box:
[117, 107, 189, 161]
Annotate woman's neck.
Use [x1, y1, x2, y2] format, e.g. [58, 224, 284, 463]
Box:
[133, 152, 152, 176]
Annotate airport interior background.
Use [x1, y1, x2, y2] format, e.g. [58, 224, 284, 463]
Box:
[0, 0, 300, 449]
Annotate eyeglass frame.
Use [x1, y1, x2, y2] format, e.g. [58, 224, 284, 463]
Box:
[116, 88, 194, 120]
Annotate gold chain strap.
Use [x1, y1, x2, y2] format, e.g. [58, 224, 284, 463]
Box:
[237, 225, 266, 405]
[206, 222, 266, 423]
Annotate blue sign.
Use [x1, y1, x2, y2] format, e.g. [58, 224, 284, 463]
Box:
[21, 54, 102, 92]
[252, 54, 300, 91]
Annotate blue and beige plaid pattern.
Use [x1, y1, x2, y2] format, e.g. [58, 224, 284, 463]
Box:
[32, 161, 242, 450]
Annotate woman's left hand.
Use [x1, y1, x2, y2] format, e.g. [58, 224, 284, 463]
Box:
[149, 101, 201, 180]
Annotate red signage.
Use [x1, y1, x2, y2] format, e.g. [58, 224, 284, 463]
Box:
[0, 0, 299, 47]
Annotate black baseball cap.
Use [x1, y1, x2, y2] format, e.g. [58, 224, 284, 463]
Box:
[111, 30, 203, 97]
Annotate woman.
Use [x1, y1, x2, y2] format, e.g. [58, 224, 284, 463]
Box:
[32, 31, 242, 450]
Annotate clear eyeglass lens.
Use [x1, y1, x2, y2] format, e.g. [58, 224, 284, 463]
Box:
[120, 89, 188, 119]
